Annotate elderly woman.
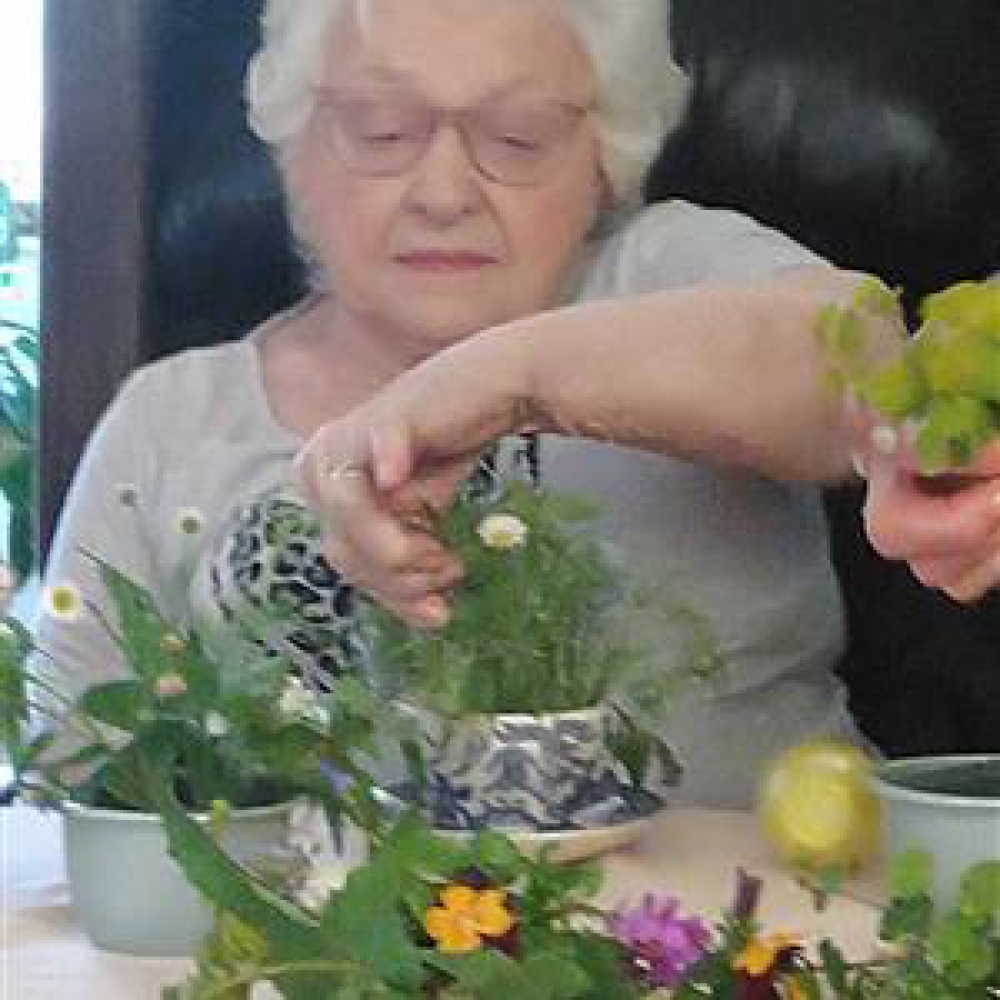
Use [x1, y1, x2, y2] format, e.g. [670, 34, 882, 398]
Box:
[37, 0, 995, 808]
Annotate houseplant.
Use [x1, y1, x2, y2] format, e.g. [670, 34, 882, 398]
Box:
[353, 478, 722, 854]
[0, 525, 382, 955]
[144, 738, 1000, 999]
[0, 316, 36, 582]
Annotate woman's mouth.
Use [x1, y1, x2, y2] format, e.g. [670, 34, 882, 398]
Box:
[394, 251, 497, 272]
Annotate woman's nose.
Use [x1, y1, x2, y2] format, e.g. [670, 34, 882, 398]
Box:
[403, 125, 484, 223]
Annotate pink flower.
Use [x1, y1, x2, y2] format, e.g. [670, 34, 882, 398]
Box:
[155, 671, 188, 698]
[610, 893, 711, 987]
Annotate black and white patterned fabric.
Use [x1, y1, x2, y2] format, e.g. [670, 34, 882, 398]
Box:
[200, 438, 539, 685]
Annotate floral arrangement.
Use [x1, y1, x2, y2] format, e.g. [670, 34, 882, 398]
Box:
[155, 784, 999, 999]
[4, 486, 998, 999]
[359, 478, 721, 717]
[352, 478, 723, 829]
[0, 499, 387, 818]
[817, 276, 1000, 470]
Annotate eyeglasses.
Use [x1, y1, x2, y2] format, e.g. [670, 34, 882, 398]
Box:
[310, 90, 591, 187]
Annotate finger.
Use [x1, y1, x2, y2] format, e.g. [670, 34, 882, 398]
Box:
[366, 589, 453, 628]
[365, 558, 465, 605]
[941, 551, 1000, 603]
[863, 459, 1000, 559]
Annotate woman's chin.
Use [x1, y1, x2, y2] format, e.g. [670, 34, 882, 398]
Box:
[389, 303, 518, 353]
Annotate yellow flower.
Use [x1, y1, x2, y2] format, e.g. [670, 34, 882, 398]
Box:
[476, 513, 528, 550]
[424, 885, 515, 954]
[733, 932, 802, 975]
[43, 582, 82, 622]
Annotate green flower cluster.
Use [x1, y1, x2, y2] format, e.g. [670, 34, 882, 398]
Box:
[818, 277, 1000, 470]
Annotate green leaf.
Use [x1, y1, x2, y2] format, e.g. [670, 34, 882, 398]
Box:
[77, 680, 147, 731]
[86, 554, 175, 682]
[520, 952, 592, 1000]
[320, 858, 427, 989]
[0, 616, 33, 747]
[138, 750, 328, 1000]
[472, 828, 525, 882]
[817, 938, 849, 992]
[930, 912, 996, 987]
[889, 849, 934, 898]
[428, 950, 558, 1000]
[956, 861, 1000, 923]
[605, 712, 650, 789]
[880, 894, 933, 942]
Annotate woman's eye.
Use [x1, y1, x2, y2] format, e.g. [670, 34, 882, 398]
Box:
[498, 134, 542, 151]
[361, 130, 411, 144]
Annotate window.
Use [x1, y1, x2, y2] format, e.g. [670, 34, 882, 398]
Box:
[0, 0, 42, 612]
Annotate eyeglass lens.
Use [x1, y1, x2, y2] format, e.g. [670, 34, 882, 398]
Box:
[315, 95, 586, 185]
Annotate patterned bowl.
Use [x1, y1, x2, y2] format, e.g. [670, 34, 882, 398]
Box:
[384, 701, 680, 834]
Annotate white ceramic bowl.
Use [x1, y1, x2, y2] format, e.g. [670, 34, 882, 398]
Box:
[872, 754, 1000, 909]
[62, 799, 295, 956]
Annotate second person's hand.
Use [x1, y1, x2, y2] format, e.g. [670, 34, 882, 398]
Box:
[862, 436, 1000, 602]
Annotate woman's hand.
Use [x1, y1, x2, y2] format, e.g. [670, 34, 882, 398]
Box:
[861, 435, 1000, 602]
[294, 336, 536, 626]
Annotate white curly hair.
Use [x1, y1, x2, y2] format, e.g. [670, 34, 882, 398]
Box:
[244, 0, 688, 210]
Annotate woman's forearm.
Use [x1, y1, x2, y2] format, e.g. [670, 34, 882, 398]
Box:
[494, 267, 875, 482]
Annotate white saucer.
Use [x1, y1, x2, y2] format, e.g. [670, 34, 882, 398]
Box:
[431, 807, 668, 863]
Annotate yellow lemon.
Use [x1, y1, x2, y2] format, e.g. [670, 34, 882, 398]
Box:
[758, 739, 880, 871]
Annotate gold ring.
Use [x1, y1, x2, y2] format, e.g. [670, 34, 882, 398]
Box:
[324, 461, 365, 481]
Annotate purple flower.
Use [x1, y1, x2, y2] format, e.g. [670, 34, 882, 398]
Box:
[610, 893, 711, 987]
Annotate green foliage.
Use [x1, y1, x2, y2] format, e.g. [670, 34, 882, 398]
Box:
[817, 277, 1000, 470]
[0, 318, 37, 580]
[0, 549, 376, 815]
[359, 480, 721, 717]
[138, 714, 1000, 1000]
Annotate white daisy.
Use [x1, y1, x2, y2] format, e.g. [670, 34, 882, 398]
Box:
[205, 710, 230, 737]
[43, 582, 83, 622]
[476, 512, 528, 550]
[175, 506, 205, 536]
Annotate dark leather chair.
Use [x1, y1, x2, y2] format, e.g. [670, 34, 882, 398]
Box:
[649, 0, 1000, 754]
[48, 0, 1000, 755]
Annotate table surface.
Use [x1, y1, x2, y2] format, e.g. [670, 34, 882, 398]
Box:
[3, 803, 884, 999]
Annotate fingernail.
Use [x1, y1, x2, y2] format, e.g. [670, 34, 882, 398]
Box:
[871, 424, 898, 455]
[850, 451, 868, 479]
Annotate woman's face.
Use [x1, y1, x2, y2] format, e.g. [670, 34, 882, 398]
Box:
[286, 0, 605, 356]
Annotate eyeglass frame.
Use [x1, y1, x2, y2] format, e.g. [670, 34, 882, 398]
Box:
[308, 87, 595, 187]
